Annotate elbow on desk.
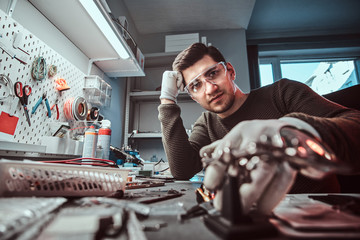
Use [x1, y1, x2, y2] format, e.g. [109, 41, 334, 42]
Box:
[170, 169, 194, 181]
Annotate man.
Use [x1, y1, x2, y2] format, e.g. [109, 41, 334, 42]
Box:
[158, 43, 360, 214]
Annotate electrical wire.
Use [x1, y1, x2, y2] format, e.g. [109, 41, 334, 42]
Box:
[0, 74, 13, 101]
[31, 56, 47, 81]
[48, 64, 57, 78]
[41, 157, 117, 167]
[153, 158, 165, 166]
[108, 13, 137, 49]
[158, 167, 170, 172]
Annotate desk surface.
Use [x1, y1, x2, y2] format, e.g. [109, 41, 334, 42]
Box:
[1, 181, 360, 240]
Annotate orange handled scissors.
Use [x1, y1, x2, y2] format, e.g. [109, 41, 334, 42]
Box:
[14, 81, 31, 126]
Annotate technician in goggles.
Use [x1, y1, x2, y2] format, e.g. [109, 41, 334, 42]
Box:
[158, 43, 360, 214]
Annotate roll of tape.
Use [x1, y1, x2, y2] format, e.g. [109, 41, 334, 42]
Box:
[87, 107, 99, 121]
[73, 97, 88, 121]
[64, 97, 88, 121]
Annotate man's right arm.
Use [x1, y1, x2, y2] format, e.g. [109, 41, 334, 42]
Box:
[160, 99, 176, 104]
[158, 103, 203, 179]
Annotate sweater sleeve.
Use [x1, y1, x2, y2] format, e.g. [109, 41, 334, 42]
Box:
[286, 110, 360, 173]
[158, 104, 204, 179]
[276, 79, 360, 173]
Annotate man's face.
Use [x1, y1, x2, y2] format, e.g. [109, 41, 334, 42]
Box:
[182, 55, 236, 114]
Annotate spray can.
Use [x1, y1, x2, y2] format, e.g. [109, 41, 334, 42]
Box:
[97, 120, 111, 159]
[82, 125, 98, 159]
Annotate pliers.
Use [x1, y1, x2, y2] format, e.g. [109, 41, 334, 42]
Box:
[50, 99, 59, 120]
[31, 92, 51, 118]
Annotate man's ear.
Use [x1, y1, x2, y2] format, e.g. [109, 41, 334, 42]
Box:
[180, 72, 186, 86]
[226, 62, 236, 81]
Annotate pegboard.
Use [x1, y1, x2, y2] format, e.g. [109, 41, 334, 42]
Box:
[0, 9, 89, 145]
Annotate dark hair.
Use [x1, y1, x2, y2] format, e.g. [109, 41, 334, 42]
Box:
[172, 43, 226, 72]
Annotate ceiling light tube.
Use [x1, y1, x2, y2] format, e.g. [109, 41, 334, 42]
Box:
[79, 0, 130, 59]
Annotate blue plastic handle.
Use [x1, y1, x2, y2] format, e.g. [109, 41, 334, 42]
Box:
[31, 97, 43, 114]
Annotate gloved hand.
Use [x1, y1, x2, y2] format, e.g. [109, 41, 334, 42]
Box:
[200, 118, 329, 215]
[208, 160, 297, 215]
[159, 71, 184, 103]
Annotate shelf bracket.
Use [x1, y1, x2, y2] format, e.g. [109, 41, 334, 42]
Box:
[87, 57, 120, 75]
[7, 0, 18, 17]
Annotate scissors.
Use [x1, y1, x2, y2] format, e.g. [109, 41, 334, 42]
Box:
[14, 81, 32, 126]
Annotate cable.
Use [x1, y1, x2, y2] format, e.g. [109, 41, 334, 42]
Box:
[31, 56, 47, 81]
[48, 64, 57, 78]
[158, 167, 170, 172]
[64, 97, 88, 121]
[0, 74, 13, 101]
[40, 157, 117, 167]
[154, 158, 165, 166]
[108, 13, 137, 50]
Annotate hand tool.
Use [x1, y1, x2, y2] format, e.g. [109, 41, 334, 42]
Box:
[14, 81, 31, 126]
[50, 99, 59, 120]
[31, 92, 51, 118]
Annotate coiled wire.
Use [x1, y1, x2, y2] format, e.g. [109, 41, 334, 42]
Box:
[0, 74, 13, 101]
[31, 56, 47, 81]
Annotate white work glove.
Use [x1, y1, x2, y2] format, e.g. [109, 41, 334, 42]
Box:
[159, 71, 184, 103]
[201, 119, 325, 215]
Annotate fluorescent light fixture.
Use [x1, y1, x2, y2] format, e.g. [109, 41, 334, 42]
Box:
[79, 0, 130, 59]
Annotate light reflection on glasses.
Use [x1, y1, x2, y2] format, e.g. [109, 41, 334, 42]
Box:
[184, 62, 227, 96]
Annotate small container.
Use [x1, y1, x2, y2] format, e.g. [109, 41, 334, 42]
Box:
[84, 75, 102, 89]
[97, 120, 111, 159]
[82, 125, 98, 159]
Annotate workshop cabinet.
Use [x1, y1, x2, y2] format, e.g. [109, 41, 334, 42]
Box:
[124, 52, 204, 161]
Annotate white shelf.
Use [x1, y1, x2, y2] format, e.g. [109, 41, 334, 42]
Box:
[144, 52, 180, 68]
[0, 141, 80, 159]
[128, 133, 162, 138]
[0, 141, 46, 153]
[123, 51, 187, 145]
[129, 91, 191, 101]
[29, 0, 145, 77]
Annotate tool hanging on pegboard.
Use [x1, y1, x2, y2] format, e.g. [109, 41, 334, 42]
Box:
[55, 78, 70, 92]
[0, 74, 19, 141]
[14, 81, 32, 126]
[64, 97, 88, 121]
[48, 56, 58, 78]
[31, 56, 47, 81]
[31, 92, 51, 118]
[0, 31, 29, 65]
[49, 99, 59, 120]
[0, 74, 14, 102]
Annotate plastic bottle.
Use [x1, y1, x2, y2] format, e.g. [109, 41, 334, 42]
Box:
[97, 120, 111, 159]
[82, 125, 98, 159]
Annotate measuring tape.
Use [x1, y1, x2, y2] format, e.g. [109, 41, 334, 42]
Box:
[64, 97, 88, 121]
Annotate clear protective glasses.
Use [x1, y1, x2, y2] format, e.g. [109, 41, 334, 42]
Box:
[184, 61, 227, 96]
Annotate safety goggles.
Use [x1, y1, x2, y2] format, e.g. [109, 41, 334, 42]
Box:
[184, 62, 227, 96]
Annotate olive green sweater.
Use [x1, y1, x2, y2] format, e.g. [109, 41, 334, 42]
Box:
[158, 79, 360, 193]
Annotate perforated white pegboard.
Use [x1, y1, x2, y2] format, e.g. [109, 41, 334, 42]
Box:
[0, 9, 88, 145]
